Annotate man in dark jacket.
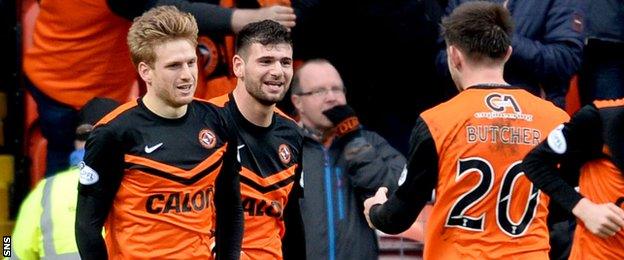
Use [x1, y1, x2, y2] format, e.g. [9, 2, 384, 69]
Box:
[578, 0, 624, 104]
[436, 0, 584, 109]
[290, 59, 406, 260]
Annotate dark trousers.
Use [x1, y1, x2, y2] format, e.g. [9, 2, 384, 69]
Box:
[549, 219, 575, 260]
[579, 39, 624, 104]
[25, 77, 78, 177]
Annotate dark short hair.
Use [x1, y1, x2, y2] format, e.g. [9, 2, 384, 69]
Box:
[235, 20, 292, 58]
[441, 1, 513, 62]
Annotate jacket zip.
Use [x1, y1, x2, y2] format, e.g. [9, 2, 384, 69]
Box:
[323, 147, 336, 260]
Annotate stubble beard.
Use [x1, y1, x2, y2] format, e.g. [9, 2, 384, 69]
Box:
[247, 81, 285, 106]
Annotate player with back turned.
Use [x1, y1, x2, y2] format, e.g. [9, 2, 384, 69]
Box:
[363, 2, 570, 259]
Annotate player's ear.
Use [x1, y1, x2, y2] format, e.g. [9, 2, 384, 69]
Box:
[448, 45, 462, 71]
[138, 62, 153, 86]
[503, 46, 513, 63]
[233, 54, 245, 78]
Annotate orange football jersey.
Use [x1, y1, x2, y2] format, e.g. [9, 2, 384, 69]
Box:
[420, 86, 569, 259]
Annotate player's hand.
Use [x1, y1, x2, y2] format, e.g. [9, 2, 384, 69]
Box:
[256, 6, 296, 29]
[232, 6, 296, 33]
[572, 198, 624, 238]
[363, 187, 388, 228]
[323, 105, 361, 138]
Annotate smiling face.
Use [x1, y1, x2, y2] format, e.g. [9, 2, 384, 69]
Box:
[139, 39, 198, 108]
[233, 42, 293, 106]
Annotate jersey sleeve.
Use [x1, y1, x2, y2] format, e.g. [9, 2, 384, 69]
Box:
[282, 145, 306, 260]
[75, 124, 125, 259]
[601, 103, 624, 173]
[369, 116, 439, 234]
[214, 133, 244, 260]
[523, 104, 603, 212]
[106, 0, 233, 35]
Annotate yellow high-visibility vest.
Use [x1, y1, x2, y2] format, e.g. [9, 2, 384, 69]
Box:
[11, 168, 80, 259]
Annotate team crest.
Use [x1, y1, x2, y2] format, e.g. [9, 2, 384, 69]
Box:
[278, 144, 292, 164]
[197, 36, 220, 78]
[198, 129, 217, 149]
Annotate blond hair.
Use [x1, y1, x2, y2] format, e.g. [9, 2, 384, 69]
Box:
[127, 6, 199, 67]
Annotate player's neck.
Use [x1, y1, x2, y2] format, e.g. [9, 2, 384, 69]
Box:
[142, 93, 188, 119]
[233, 86, 274, 127]
[458, 67, 507, 90]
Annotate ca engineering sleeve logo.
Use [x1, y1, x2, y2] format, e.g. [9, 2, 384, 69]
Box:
[3, 236, 10, 257]
[485, 93, 521, 113]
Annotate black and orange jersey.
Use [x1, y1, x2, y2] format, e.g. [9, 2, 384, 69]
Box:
[370, 85, 569, 259]
[75, 98, 243, 259]
[209, 94, 305, 260]
[524, 98, 624, 260]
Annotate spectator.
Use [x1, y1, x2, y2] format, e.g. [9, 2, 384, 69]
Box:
[364, 2, 570, 259]
[23, 0, 137, 176]
[75, 6, 242, 259]
[11, 97, 119, 260]
[290, 0, 444, 154]
[523, 98, 624, 259]
[436, 0, 584, 109]
[578, 0, 624, 104]
[290, 59, 405, 260]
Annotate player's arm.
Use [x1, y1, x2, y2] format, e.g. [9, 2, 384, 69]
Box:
[75, 125, 124, 260]
[107, 0, 232, 35]
[364, 117, 438, 234]
[214, 138, 243, 260]
[107, 0, 295, 35]
[605, 105, 624, 174]
[523, 105, 600, 211]
[523, 105, 624, 237]
[282, 150, 306, 260]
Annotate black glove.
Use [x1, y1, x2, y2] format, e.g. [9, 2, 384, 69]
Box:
[323, 105, 362, 142]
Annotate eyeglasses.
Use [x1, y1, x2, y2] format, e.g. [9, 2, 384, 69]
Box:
[295, 87, 345, 97]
